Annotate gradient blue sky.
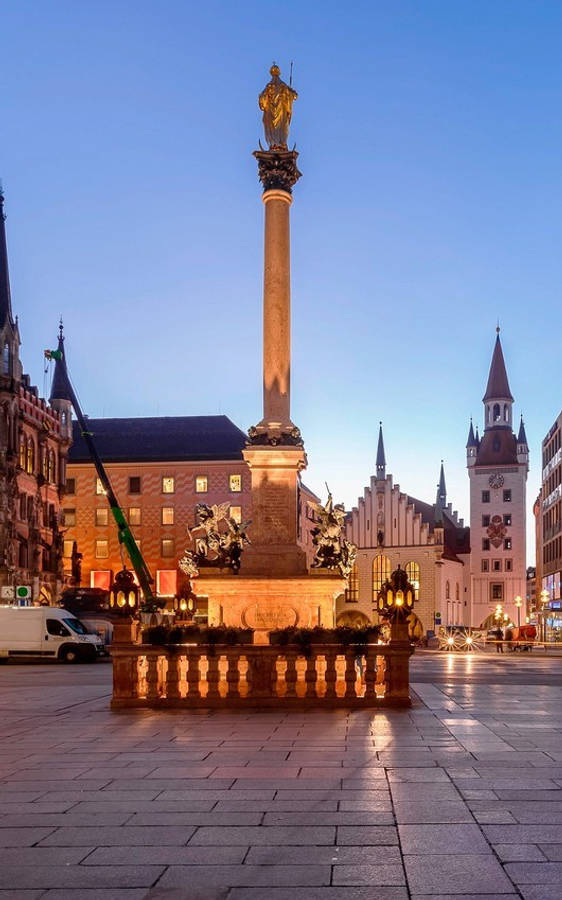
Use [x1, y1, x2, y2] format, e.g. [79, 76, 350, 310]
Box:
[3, 1, 561, 562]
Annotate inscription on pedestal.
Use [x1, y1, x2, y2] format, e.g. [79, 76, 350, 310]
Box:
[261, 483, 291, 543]
[242, 602, 299, 630]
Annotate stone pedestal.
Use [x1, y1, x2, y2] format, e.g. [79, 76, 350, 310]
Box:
[195, 571, 343, 641]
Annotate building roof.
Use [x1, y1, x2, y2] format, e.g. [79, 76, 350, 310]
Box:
[68, 415, 248, 463]
[475, 428, 518, 466]
[407, 494, 470, 562]
[517, 416, 528, 446]
[0, 189, 14, 329]
[376, 423, 386, 475]
[49, 323, 73, 403]
[466, 419, 477, 448]
[483, 331, 514, 402]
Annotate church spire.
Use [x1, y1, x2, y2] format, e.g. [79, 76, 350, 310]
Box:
[466, 418, 477, 448]
[483, 327, 513, 403]
[0, 186, 14, 329]
[376, 422, 386, 479]
[436, 460, 447, 509]
[517, 415, 528, 447]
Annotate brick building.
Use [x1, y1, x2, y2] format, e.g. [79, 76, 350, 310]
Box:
[0, 190, 70, 603]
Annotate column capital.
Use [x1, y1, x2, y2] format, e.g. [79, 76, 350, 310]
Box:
[253, 149, 302, 194]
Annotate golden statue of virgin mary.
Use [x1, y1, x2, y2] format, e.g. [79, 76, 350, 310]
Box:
[259, 64, 298, 150]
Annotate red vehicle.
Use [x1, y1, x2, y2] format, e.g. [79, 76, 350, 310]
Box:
[507, 624, 537, 651]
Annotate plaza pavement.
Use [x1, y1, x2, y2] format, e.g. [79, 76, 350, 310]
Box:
[0, 653, 561, 899]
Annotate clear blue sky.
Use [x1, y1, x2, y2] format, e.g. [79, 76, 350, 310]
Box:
[3, 1, 561, 562]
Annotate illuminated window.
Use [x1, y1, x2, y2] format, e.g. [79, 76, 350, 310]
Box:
[195, 475, 208, 493]
[63, 539, 74, 559]
[63, 508, 76, 527]
[504, 537, 512, 550]
[229, 474, 242, 492]
[162, 507, 174, 525]
[129, 508, 141, 526]
[156, 570, 177, 597]
[372, 555, 391, 603]
[491, 583, 503, 601]
[230, 505, 242, 524]
[90, 570, 111, 591]
[95, 477, 106, 495]
[26, 439, 35, 475]
[95, 508, 108, 526]
[345, 564, 359, 603]
[405, 561, 420, 599]
[18, 434, 26, 469]
[162, 476, 175, 494]
[95, 539, 109, 558]
[161, 538, 175, 557]
[65, 477, 76, 495]
[129, 476, 141, 494]
[503, 514, 512, 526]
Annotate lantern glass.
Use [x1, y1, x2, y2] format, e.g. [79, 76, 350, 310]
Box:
[386, 588, 393, 607]
[395, 590, 404, 607]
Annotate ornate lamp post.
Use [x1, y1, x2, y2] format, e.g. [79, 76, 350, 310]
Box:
[514, 595, 522, 628]
[377, 565, 416, 642]
[109, 567, 139, 616]
[175, 581, 198, 622]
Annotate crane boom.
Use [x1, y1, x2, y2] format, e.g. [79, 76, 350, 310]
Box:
[51, 353, 156, 605]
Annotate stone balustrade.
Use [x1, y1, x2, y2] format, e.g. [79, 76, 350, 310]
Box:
[111, 630, 414, 709]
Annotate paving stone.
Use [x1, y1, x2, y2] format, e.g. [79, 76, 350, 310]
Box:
[387, 768, 449, 782]
[228, 890, 408, 900]
[83, 845, 247, 865]
[332, 864, 406, 885]
[0, 828, 56, 848]
[404, 854, 515, 894]
[189, 825, 335, 845]
[398, 823, 491, 854]
[539, 843, 562, 860]
[38, 826, 196, 846]
[504, 862, 562, 883]
[126, 811, 263, 826]
[0, 848, 93, 865]
[336, 826, 399, 845]
[156, 864, 331, 888]
[42, 893, 147, 900]
[518, 887, 562, 900]
[246, 845, 403, 864]
[0, 867, 165, 889]
[483, 824, 562, 843]
[262, 811, 395, 826]
[493, 844, 546, 861]
[394, 800, 474, 824]
[389, 782, 460, 801]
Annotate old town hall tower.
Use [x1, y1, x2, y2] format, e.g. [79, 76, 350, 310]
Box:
[467, 329, 528, 627]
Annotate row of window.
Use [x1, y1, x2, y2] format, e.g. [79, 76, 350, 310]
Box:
[65, 474, 244, 496]
[93, 538, 176, 559]
[18, 436, 58, 482]
[63, 505, 243, 528]
[482, 558, 513, 573]
[18, 495, 57, 529]
[482, 489, 511, 503]
[543, 535, 562, 565]
[482, 538, 512, 551]
[482, 514, 511, 527]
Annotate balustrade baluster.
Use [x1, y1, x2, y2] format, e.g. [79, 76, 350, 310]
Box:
[305, 650, 318, 698]
[364, 647, 376, 700]
[226, 649, 241, 698]
[323, 649, 337, 699]
[186, 649, 201, 699]
[344, 649, 357, 699]
[284, 651, 297, 697]
[206, 651, 221, 699]
[165, 651, 181, 700]
[146, 652, 160, 701]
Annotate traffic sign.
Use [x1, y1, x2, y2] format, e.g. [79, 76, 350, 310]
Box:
[0, 586, 14, 600]
[16, 586, 32, 600]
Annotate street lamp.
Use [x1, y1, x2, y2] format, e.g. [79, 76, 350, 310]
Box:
[377, 565, 416, 641]
[109, 567, 139, 616]
[514, 596, 522, 628]
[175, 581, 197, 622]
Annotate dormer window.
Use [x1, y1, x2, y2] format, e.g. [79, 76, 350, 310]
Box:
[3, 342, 10, 375]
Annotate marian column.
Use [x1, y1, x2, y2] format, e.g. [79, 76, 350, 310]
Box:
[243, 64, 308, 576]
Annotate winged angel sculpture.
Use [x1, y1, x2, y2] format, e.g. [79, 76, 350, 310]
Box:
[179, 503, 251, 577]
[309, 489, 357, 579]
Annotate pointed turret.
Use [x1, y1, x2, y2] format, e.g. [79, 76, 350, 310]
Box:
[376, 422, 386, 480]
[49, 320, 73, 441]
[466, 418, 477, 466]
[0, 187, 14, 330]
[517, 416, 528, 447]
[517, 415, 529, 468]
[483, 327, 514, 432]
[436, 460, 447, 509]
[466, 419, 476, 448]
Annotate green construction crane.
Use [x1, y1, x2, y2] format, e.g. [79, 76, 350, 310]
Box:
[46, 340, 158, 609]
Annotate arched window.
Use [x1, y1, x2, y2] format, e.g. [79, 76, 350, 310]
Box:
[345, 565, 359, 603]
[504, 404, 509, 422]
[405, 561, 420, 599]
[42, 447, 48, 480]
[372, 555, 391, 603]
[26, 438, 35, 474]
[3, 342, 10, 375]
[47, 450, 56, 483]
[456, 583, 460, 602]
[445, 580, 450, 600]
[493, 403, 501, 422]
[18, 433, 26, 469]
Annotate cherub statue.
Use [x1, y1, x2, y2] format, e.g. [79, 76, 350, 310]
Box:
[309, 487, 357, 579]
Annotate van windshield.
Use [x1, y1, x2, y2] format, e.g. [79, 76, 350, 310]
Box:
[63, 617, 89, 635]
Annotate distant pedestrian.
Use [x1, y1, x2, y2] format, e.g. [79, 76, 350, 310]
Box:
[495, 626, 504, 653]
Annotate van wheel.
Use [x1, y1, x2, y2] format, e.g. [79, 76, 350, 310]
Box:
[60, 646, 80, 663]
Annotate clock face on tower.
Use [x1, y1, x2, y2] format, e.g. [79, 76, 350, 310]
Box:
[489, 473, 505, 489]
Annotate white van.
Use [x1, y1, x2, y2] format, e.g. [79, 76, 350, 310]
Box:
[0, 606, 103, 662]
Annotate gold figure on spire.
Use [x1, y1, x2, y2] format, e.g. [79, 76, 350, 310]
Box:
[259, 63, 298, 150]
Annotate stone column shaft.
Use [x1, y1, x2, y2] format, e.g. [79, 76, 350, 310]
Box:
[262, 189, 292, 428]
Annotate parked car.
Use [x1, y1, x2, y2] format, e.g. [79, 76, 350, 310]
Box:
[0, 606, 103, 662]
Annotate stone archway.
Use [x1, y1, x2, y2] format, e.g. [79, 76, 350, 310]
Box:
[336, 610, 370, 628]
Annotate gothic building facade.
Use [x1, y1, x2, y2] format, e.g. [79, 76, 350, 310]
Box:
[0, 190, 70, 603]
